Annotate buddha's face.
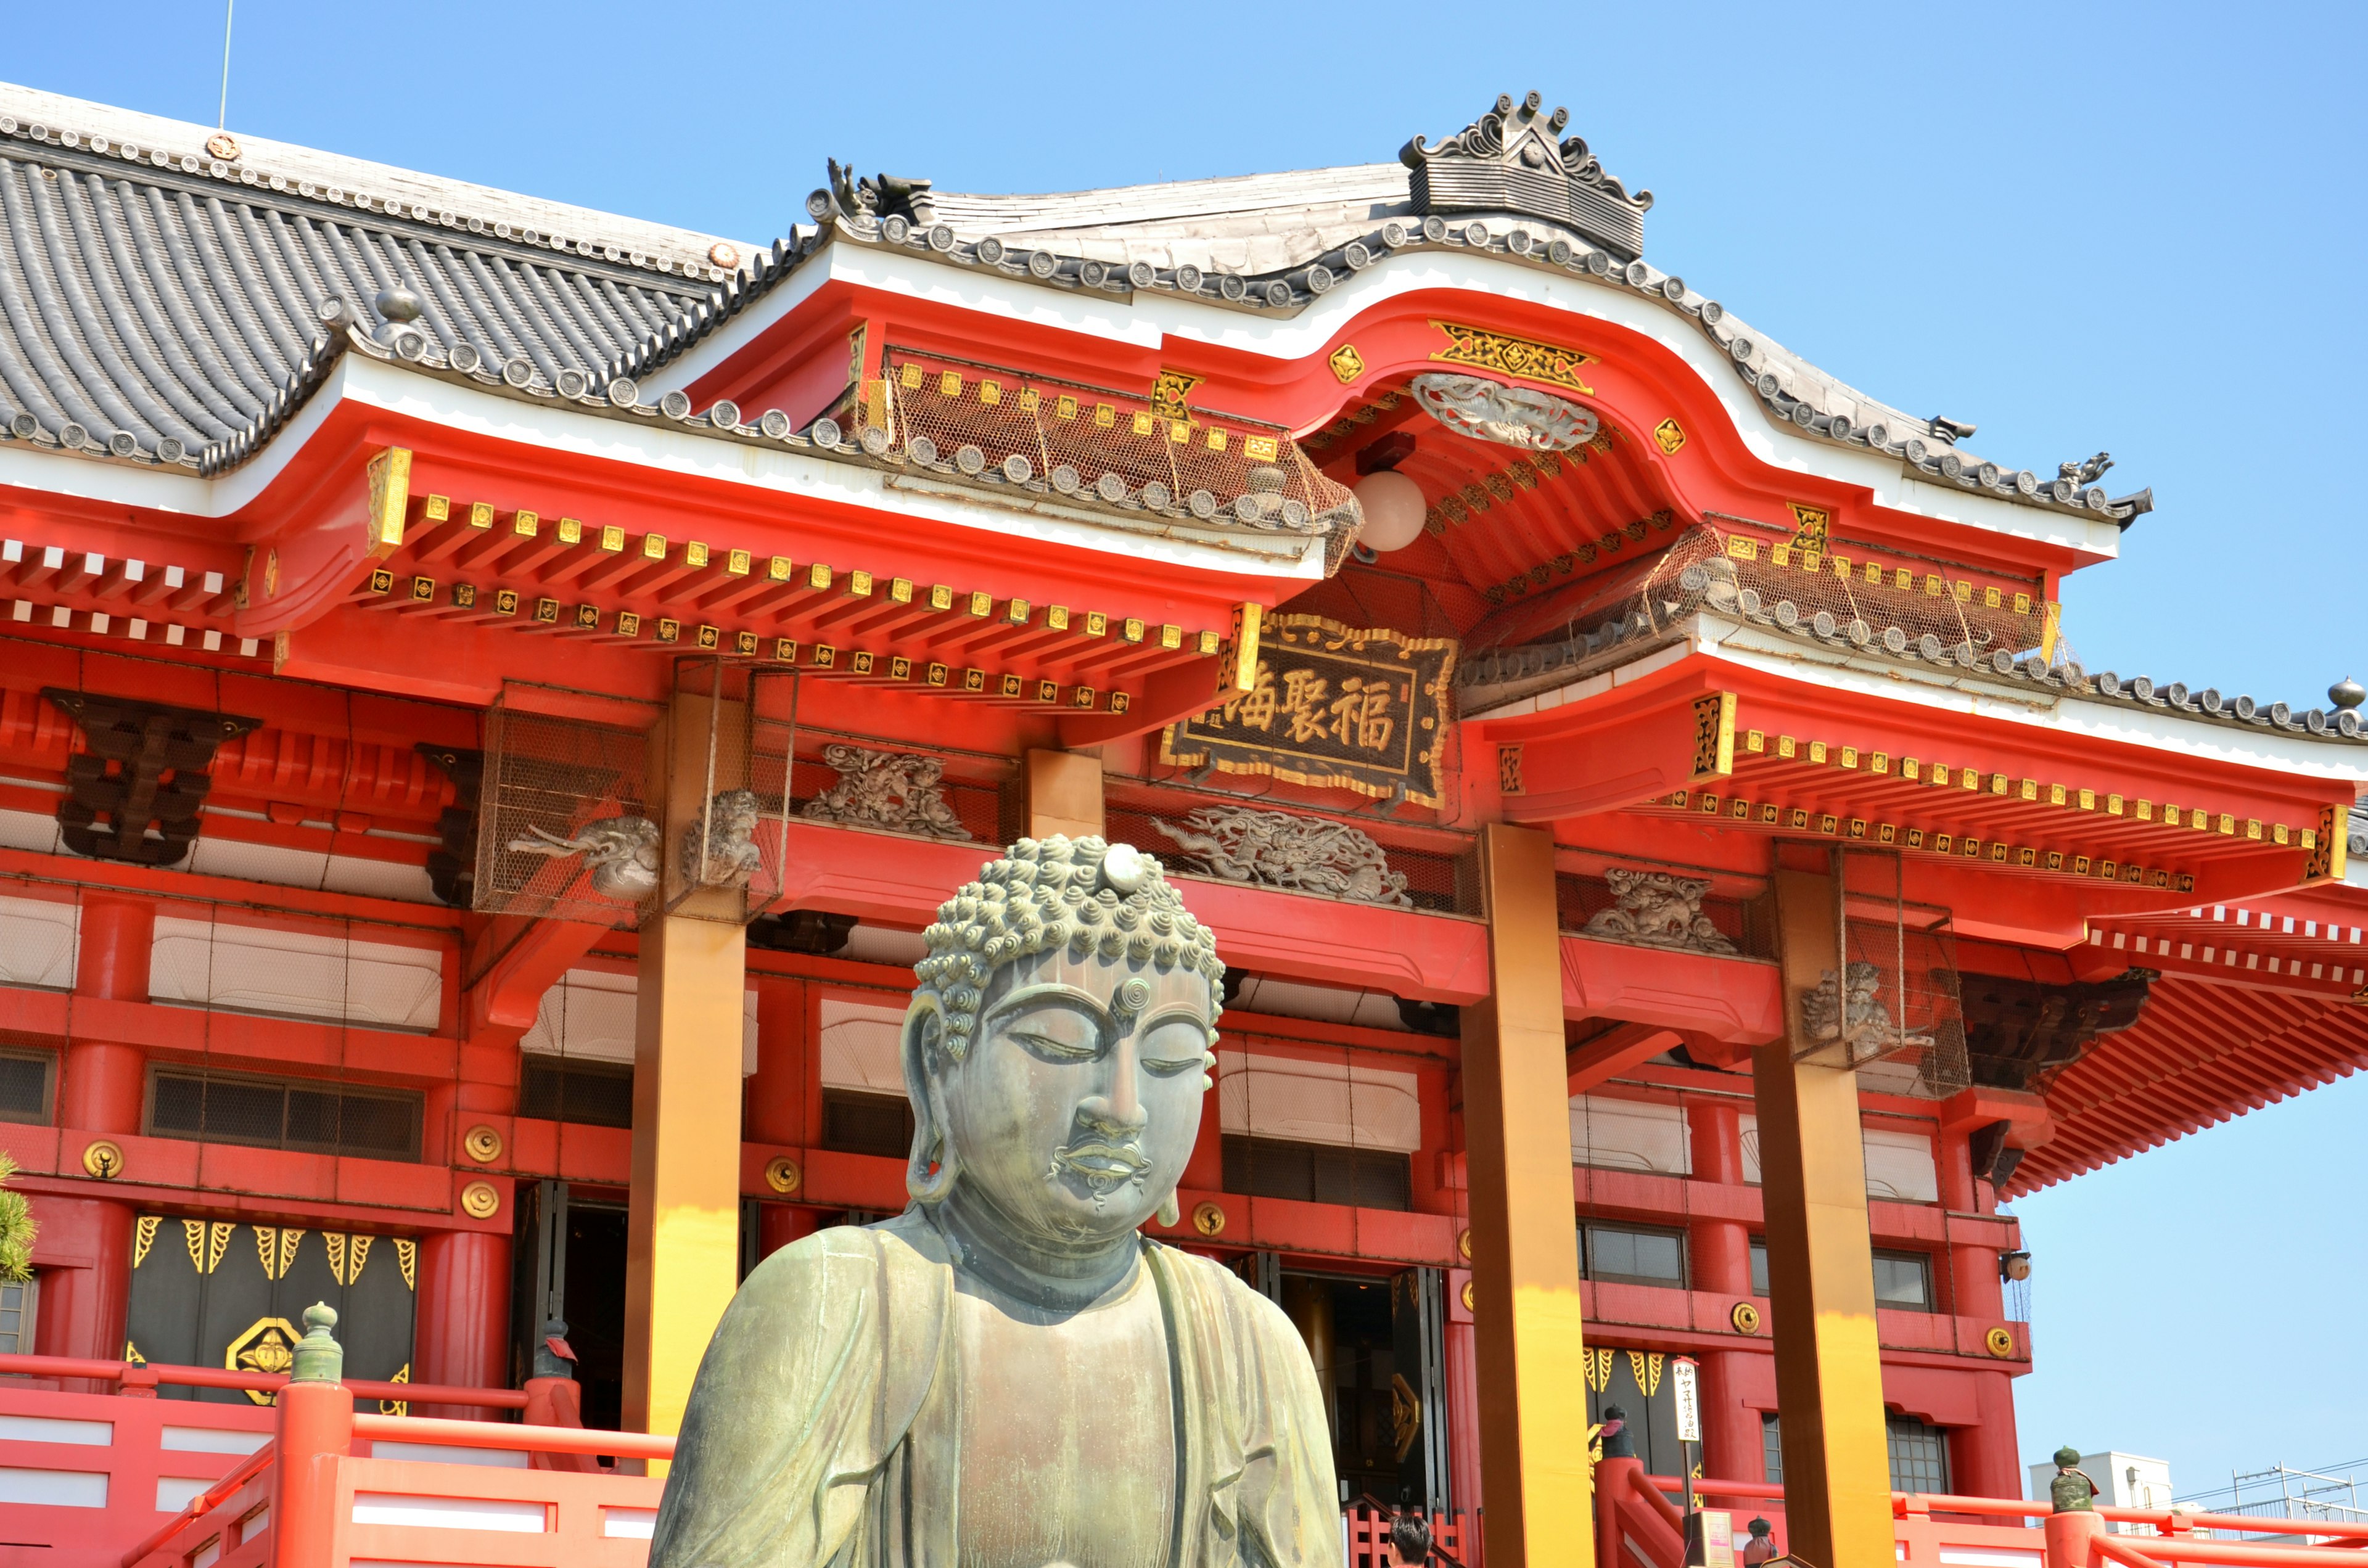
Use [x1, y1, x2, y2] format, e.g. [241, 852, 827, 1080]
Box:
[937, 945, 1213, 1246]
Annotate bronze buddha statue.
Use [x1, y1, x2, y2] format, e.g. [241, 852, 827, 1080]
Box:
[649, 836, 1339, 1568]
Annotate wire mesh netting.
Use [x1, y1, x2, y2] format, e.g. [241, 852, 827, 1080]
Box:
[1107, 798, 1475, 916]
[1461, 520, 2080, 689]
[475, 699, 656, 926]
[1794, 848, 1968, 1099]
[1555, 869, 1775, 960]
[884, 348, 1361, 551]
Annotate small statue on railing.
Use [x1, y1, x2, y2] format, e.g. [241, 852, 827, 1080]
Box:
[2049, 1446, 2099, 1513]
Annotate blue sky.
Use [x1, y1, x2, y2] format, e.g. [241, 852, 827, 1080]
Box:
[10, 0, 2362, 1496]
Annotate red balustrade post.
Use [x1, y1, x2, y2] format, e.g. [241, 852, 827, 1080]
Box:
[274, 1305, 355, 1568]
[2044, 1509, 2106, 1568]
[1596, 1455, 1643, 1568]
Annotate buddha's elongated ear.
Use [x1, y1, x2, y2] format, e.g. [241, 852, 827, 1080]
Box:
[1156, 1190, 1181, 1228]
[902, 997, 960, 1205]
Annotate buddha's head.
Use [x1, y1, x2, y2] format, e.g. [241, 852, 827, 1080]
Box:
[903, 837, 1223, 1247]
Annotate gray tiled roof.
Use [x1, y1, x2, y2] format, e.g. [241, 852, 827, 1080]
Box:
[0, 79, 2144, 535]
[0, 91, 724, 466]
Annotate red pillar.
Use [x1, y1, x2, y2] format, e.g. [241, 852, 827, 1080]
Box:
[744, 981, 823, 1262]
[757, 1205, 820, 1259]
[30, 1197, 134, 1366]
[39, 897, 154, 1379]
[1444, 1306, 1484, 1563]
[412, 1228, 512, 1419]
[1945, 1371, 2021, 1500]
[1938, 1127, 2018, 1496]
[744, 981, 805, 1147]
[1687, 1098, 1764, 1484]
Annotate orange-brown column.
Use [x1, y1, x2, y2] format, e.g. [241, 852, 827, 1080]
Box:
[1025, 748, 1104, 840]
[623, 691, 750, 1458]
[1460, 823, 1592, 1568]
[1754, 862, 1894, 1567]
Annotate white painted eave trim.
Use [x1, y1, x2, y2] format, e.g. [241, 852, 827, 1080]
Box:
[652, 242, 2122, 561]
[1471, 619, 2368, 786]
[0, 357, 1326, 582]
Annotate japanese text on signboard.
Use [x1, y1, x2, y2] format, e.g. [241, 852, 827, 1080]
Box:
[1160, 616, 1456, 807]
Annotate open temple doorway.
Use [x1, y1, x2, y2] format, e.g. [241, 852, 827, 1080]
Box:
[1270, 1265, 1450, 1513]
[511, 1180, 628, 1431]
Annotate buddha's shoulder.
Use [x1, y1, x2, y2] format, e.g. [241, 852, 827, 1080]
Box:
[734, 1210, 950, 1308]
[1149, 1242, 1303, 1341]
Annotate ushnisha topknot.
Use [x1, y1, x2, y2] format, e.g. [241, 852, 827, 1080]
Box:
[913, 835, 1225, 1061]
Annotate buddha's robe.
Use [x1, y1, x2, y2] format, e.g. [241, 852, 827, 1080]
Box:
[648, 1209, 1340, 1568]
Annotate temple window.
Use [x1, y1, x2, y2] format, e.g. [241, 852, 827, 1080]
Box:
[517, 1056, 634, 1128]
[1215, 1046, 1420, 1211]
[148, 913, 446, 1033]
[1872, 1250, 1934, 1311]
[1222, 1136, 1412, 1210]
[823, 1091, 916, 1159]
[817, 991, 914, 1157]
[0, 1281, 30, 1355]
[1886, 1414, 1952, 1491]
[145, 1066, 422, 1160]
[1569, 1094, 1690, 1173]
[1579, 1222, 1687, 1287]
[0, 1046, 53, 1125]
[1738, 1115, 1941, 1201]
[0, 892, 77, 989]
[1748, 1241, 1936, 1311]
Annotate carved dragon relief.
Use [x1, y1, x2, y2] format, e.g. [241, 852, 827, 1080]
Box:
[683, 789, 766, 888]
[504, 816, 662, 901]
[1151, 805, 1412, 908]
[802, 745, 973, 840]
[1798, 961, 1937, 1062]
[1410, 373, 1600, 452]
[1581, 867, 1737, 954]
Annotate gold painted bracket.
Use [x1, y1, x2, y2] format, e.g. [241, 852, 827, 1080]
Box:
[364, 448, 413, 560]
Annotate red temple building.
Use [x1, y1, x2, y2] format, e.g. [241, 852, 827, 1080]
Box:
[1, 79, 2365, 1568]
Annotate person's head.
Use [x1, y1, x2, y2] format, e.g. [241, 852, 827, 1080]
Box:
[903, 837, 1224, 1248]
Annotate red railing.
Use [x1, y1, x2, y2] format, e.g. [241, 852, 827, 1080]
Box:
[126, 1379, 676, 1568]
[1343, 1505, 1466, 1568]
[0, 1349, 528, 1408]
[1607, 1464, 2368, 1568]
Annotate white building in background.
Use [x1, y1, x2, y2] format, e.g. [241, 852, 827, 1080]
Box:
[2029, 1452, 2174, 1533]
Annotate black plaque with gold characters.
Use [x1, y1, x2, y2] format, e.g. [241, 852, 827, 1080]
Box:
[1160, 615, 1456, 807]
[123, 1217, 417, 1405]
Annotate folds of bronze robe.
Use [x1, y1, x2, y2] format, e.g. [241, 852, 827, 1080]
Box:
[649, 1210, 1339, 1568]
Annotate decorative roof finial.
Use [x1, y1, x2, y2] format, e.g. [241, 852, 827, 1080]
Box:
[2330, 676, 2364, 712]
[1400, 91, 1651, 260]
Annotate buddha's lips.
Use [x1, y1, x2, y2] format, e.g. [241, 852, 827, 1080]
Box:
[1054, 1141, 1150, 1180]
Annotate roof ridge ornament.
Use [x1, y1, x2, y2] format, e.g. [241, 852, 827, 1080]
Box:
[815, 158, 937, 226]
[1400, 91, 1651, 260]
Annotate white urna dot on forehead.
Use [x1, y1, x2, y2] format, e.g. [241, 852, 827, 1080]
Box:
[1101, 843, 1151, 893]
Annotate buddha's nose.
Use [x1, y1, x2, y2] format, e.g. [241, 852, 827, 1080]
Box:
[1078, 1051, 1149, 1136]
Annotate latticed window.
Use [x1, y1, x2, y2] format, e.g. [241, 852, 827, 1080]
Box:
[1221, 1135, 1412, 1211]
[518, 1057, 635, 1129]
[146, 1067, 421, 1160]
[0, 1281, 32, 1354]
[1580, 1223, 1687, 1287]
[1762, 1410, 1952, 1492]
[0, 1047, 52, 1124]
[1887, 1414, 1951, 1493]
[822, 1089, 915, 1159]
